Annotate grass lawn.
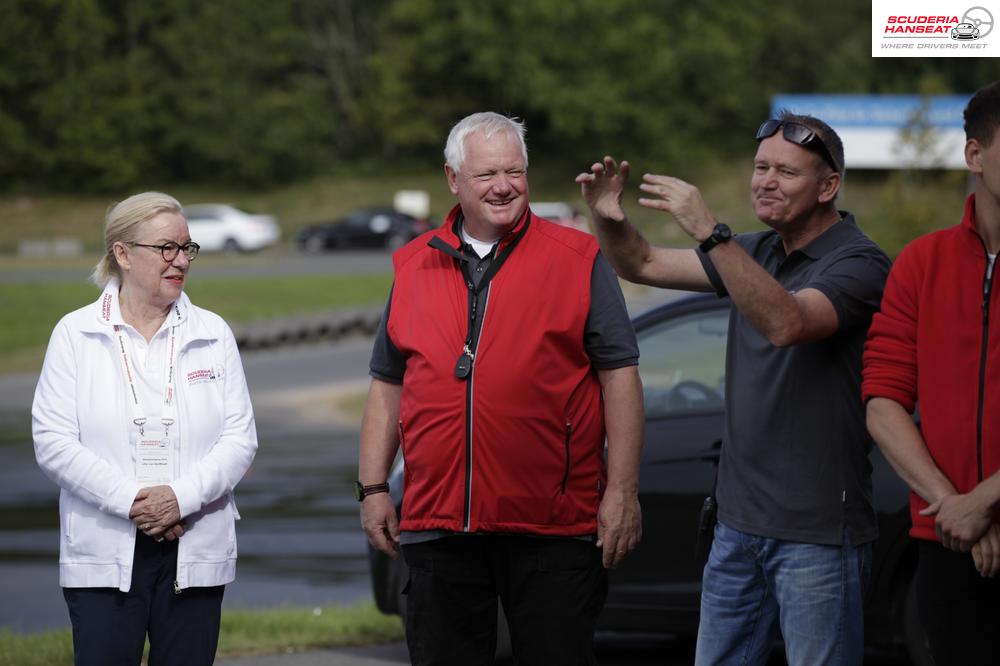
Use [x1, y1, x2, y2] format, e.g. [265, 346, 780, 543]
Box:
[0, 273, 391, 375]
[0, 603, 403, 666]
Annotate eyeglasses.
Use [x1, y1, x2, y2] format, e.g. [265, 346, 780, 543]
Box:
[130, 241, 200, 262]
[755, 119, 841, 174]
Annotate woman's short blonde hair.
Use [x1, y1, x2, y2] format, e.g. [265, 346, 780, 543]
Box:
[90, 192, 184, 288]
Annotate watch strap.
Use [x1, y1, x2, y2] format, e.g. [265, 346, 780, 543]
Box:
[698, 223, 732, 254]
[356, 481, 390, 501]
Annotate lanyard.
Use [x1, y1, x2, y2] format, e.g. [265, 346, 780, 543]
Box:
[113, 324, 178, 437]
[428, 211, 531, 379]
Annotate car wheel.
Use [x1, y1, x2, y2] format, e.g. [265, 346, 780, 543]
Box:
[223, 238, 241, 254]
[395, 559, 513, 663]
[902, 570, 934, 666]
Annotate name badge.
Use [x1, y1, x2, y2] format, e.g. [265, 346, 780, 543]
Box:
[134, 431, 175, 483]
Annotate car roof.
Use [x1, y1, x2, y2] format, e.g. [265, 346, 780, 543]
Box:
[631, 292, 729, 330]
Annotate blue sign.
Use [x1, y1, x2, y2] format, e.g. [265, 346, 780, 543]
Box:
[771, 94, 972, 129]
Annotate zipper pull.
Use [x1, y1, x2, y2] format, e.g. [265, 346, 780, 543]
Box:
[454, 344, 474, 380]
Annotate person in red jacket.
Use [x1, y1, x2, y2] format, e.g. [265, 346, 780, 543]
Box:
[358, 112, 643, 666]
[863, 80, 1000, 666]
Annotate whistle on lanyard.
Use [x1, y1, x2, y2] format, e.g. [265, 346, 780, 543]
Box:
[454, 345, 474, 379]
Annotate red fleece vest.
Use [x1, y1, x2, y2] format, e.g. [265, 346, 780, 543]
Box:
[388, 205, 606, 536]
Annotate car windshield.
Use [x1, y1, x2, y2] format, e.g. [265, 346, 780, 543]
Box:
[637, 308, 729, 418]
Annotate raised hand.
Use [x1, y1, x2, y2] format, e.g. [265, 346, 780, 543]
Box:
[576, 156, 630, 223]
[638, 174, 717, 242]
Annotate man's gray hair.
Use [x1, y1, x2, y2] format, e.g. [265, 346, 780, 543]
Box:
[444, 112, 528, 173]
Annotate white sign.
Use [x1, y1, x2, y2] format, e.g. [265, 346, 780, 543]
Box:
[772, 94, 972, 169]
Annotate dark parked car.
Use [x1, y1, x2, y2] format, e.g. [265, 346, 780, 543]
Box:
[296, 207, 433, 253]
[369, 294, 930, 664]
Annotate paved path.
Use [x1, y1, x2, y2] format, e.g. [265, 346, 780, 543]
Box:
[216, 642, 409, 666]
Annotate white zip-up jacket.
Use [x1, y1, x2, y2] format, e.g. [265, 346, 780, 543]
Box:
[32, 282, 258, 592]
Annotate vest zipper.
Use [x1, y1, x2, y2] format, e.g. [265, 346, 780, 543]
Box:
[463, 286, 492, 532]
[561, 422, 572, 494]
[976, 239, 996, 483]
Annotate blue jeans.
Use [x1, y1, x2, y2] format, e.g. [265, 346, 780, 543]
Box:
[694, 521, 871, 666]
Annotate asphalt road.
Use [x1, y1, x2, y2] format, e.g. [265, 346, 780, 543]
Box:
[0, 247, 393, 283]
[216, 635, 701, 666]
[216, 634, 911, 665]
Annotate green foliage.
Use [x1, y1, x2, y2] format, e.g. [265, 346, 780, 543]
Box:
[870, 170, 969, 255]
[0, 0, 380, 191]
[0, 0, 995, 192]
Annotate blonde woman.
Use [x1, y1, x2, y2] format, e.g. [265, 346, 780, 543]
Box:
[32, 192, 257, 665]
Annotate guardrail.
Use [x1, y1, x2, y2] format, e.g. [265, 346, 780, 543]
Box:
[230, 305, 383, 350]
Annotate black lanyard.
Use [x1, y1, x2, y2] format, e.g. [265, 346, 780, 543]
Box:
[428, 213, 531, 379]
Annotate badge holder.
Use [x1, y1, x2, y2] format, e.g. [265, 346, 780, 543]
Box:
[115, 324, 179, 484]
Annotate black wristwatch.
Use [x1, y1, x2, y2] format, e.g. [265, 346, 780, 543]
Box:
[698, 223, 733, 253]
[355, 480, 390, 502]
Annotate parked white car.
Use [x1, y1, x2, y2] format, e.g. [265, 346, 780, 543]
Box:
[184, 204, 281, 253]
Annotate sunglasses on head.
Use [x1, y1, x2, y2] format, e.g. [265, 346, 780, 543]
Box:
[755, 119, 840, 174]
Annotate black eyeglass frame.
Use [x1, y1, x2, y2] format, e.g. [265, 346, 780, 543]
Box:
[755, 119, 841, 175]
[129, 241, 201, 262]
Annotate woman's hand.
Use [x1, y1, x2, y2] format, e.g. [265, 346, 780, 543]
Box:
[129, 485, 182, 537]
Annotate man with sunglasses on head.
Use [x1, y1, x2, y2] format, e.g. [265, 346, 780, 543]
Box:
[863, 81, 1000, 666]
[577, 112, 890, 666]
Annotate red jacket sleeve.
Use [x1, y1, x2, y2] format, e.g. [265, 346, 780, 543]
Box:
[862, 242, 922, 413]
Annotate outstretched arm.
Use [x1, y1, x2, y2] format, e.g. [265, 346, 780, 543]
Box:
[638, 175, 840, 346]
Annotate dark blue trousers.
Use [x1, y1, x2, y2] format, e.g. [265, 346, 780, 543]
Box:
[63, 532, 224, 666]
[402, 535, 607, 666]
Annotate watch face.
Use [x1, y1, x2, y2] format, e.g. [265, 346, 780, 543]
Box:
[354, 481, 364, 501]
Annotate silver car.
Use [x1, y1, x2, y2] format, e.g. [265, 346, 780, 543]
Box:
[184, 203, 281, 253]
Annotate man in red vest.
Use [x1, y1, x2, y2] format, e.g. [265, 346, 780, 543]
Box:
[863, 80, 1000, 666]
[358, 112, 643, 666]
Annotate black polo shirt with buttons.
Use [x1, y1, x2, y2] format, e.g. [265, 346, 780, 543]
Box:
[696, 212, 891, 546]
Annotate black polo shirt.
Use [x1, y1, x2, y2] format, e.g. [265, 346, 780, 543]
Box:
[697, 213, 890, 546]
